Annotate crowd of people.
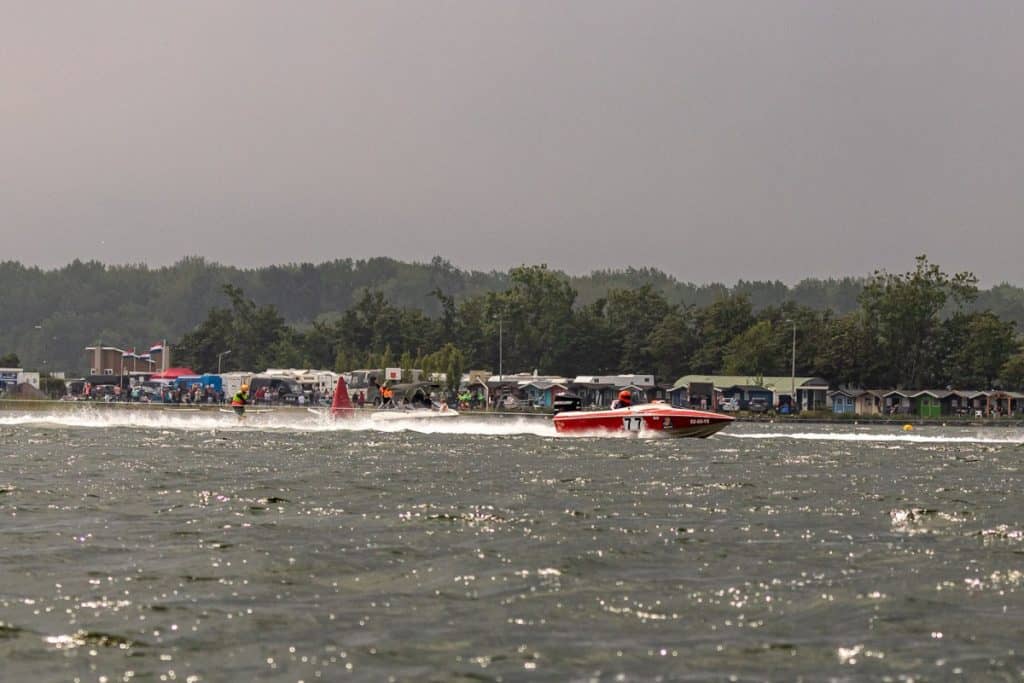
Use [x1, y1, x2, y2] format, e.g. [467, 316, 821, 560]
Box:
[76, 381, 228, 404]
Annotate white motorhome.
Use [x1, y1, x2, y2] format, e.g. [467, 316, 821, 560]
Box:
[219, 371, 252, 398]
[264, 368, 339, 397]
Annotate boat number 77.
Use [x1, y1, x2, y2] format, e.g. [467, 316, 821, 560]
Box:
[622, 416, 644, 432]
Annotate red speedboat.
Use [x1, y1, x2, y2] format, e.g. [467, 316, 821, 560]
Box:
[553, 402, 734, 438]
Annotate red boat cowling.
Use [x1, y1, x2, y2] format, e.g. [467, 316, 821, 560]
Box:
[330, 375, 355, 418]
[553, 403, 733, 438]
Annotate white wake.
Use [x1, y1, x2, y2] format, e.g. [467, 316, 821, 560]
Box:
[0, 408, 559, 437]
[724, 430, 1022, 445]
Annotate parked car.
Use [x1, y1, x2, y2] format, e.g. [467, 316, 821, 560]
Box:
[720, 397, 740, 412]
[248, 376, 303, 404]
[748, 397, 771, 413]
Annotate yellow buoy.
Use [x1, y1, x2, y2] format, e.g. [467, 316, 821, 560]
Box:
[903, 424, 914, 432]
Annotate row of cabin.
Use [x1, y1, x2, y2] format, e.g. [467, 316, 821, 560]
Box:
[828, 388, 1024, 417]
[461, 372, 830, 411]
[342, 370, 663, 408]
[458, 373, 663, 408]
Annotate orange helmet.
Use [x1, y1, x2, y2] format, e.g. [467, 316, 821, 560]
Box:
[618, 390, 632, 401]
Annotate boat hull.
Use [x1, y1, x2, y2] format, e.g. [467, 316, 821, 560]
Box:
[553, 405, 732, 438]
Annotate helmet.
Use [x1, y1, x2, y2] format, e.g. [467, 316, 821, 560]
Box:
[618, 389, 632, 401]
[241, 384, 249, 392]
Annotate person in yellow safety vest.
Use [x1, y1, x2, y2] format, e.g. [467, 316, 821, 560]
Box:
[231, 384, 249, 417]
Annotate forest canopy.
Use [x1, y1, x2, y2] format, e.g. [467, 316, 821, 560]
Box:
[3, 256, 1023, 389]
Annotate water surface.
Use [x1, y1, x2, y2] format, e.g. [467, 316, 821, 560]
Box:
[1, 411, 1022, 681]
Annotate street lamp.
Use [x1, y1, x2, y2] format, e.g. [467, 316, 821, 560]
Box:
[785, 319, 796, 412]
[217, 349, 232, 373]
[32, 326, 53, 384]
[491, 314, 503, 411]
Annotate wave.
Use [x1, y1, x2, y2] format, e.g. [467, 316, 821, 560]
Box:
[3, 409, 1020, 444]
[724, 431, 1022, 445]
[0, 408, 560, 438]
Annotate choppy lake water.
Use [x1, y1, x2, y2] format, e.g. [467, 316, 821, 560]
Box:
[1, 410, 1023, 681]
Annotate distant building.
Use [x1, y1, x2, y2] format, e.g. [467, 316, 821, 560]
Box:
[671, 374, 829, 411]
[827, 389, 885, 415]
[570, 375, 656, 407]
[0, 367, 39, 392]
[83, 345, 163, 376]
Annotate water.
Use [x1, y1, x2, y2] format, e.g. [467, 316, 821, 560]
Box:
[2, 410, 1023, 681]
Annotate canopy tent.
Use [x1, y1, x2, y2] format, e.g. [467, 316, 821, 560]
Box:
[149, 367, 196, 380]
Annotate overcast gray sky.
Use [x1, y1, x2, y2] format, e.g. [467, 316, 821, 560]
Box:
[3, 1, 1022, 284]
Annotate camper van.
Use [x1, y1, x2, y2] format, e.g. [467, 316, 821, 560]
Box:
[294, 370, 338, 398]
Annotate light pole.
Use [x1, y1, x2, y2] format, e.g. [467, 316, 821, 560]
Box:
[491, 314, 503, 410]
[785, 319, 796, 412]
[217, 349, 232, 374]
[34, 325, 45, 370]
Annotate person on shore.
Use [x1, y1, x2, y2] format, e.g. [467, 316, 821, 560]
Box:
[231, 384, 249, 418]
[611, 389, 632, 410]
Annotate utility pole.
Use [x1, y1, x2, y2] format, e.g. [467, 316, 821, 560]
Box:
[789, 320, 797, 412]
[218, 349, 232, 374]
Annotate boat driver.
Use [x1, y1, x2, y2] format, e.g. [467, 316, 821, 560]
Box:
[611, 389, 632, 410]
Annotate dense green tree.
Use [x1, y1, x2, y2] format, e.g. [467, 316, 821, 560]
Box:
[453, 296, 492, 370]
[721, 320, 784, 375]
[689, 294, 756, 373]
[490, 265, 577, 374]
[169, 308, 234, 373]
[7, 255, 1024, 391]
[645, 307, 697, 383]
[422, 343, 465, 392]
[604, 285, 674, 372]
[999, 351, 1024, 391]
[560, 299, 617, 377]
[175, 285, 292, 373]
[942, 312, 1018, 388]
[859, 255, 977, 388]
[813, 311, 882, 388]
[0, 352, 20, 367]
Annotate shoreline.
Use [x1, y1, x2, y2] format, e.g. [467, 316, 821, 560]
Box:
[2, 399, 1023, 428]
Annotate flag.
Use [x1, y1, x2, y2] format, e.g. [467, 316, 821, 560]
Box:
[122, 348, 136, 358]
[149, 343, 163, 354]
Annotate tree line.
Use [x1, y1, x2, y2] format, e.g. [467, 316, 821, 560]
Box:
[3, 255, 1023, 389]
[171, 256, 1024, 391]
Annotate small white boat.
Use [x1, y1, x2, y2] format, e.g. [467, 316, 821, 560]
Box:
[322, 376, 458, 421]
[218, 407, 276, 416]
[370, 406, 460, 422]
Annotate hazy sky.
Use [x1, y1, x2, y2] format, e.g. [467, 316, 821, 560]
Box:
[3, 1, 1022, 284]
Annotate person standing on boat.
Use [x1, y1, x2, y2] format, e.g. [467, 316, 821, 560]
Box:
[611, 389, 632, 410]
[231, 384, 249, 418]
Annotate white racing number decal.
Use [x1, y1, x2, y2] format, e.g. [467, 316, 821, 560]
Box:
[622, 416, 644, 432]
